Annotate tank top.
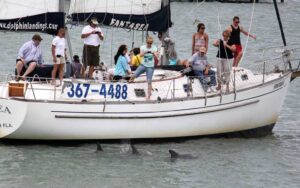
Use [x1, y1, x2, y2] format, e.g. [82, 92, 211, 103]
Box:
[228, 25, 241, 45]
[216, 40, 234, 59]
[193, 33, 206, 54]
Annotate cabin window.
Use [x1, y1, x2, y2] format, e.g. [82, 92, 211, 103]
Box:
[241, 74, 248, 81]
[134, 89, 146, 97]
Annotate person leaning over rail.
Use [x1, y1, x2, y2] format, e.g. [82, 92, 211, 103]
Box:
[113, 45, 131, 81]
[213, 30, 236, 93]
[192, 23, 209, 55]
[15, 34, 43, 81]
[130, 36, 158, 100]
[51, 28, 67, 86]
[226, 16, 256, 67]
[81, 17, 104, 79]
[188, 47, 216, 93]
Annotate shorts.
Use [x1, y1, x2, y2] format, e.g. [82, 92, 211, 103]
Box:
[234, 45, 243, 58]
[16, 59, 36, 69]
[217, 58, 232, 84]
[54, 55, 65, 64]
[134, 64, 154, 83]
[82, 45, 100, 67]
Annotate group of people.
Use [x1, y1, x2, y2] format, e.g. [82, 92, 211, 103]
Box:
[15, 16, 255, 97]
[15, 17, 103, 85]
[189, 16, 256, 92]
[112, 36, 158, 100]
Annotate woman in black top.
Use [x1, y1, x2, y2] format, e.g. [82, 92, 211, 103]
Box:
[213, 30, 236, 92]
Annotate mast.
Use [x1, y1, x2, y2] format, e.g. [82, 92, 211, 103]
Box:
[273, 0, 286, 46]
[273, 0, 292, 70]
[59, 0, 73, 60]
[160, 0, 171, 66]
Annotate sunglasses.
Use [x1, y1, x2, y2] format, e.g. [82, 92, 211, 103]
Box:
[200, 27, 205, 29]
[147, 42, 153, 44]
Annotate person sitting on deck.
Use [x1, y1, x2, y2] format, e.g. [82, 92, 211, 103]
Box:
[188, 47, 216, 92]
[71, 55, 82, 78]
[130, 47, 142, 69]
[113, 45, 131, 81]
[15, 34, 43, 81]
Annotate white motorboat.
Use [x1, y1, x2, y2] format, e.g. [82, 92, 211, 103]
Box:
[0, 0, 299, 140]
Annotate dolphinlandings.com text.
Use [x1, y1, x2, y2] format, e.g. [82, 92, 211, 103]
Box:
[0, 22, 58, 31]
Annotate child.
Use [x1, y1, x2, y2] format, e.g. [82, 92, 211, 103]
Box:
[71, 55, 82, 78]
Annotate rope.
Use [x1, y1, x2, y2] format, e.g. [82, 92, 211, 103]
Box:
[141, 0, 149, 33]
[216, 2, 231, 87]
[173, 0, 207, 28]
[239, 0, 256, 65]
[110, 0, 116, 67]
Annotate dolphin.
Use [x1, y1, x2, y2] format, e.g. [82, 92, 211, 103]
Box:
[95, 143, 103, 153]
[131, 145, 141, 156]
[169, 150, 198, 161]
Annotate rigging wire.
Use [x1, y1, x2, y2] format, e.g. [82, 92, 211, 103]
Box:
[239, 0, 256, 66]
[216, 1, 229, 89]
[141, 0, 149, 39]
[110, 0, 116, 67]
[173, 0, 206, 28]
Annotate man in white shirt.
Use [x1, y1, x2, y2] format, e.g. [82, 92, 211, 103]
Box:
[81, 17, 104, 78]
[16, 34, 43, 80]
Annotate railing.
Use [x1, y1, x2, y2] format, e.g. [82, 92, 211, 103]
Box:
[0, 46, 299, 104]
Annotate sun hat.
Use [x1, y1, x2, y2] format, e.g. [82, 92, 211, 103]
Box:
[90, 17, 99, 25]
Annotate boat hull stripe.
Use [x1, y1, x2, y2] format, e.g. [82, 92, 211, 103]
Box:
[54, 99, 259, 119]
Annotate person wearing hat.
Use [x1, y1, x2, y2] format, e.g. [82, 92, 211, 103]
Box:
[188, 46, 217, 92]
[15, 34, 43, 80]
[81, 17, 104, 78]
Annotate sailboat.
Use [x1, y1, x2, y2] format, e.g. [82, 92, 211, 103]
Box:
[0, 0, 299, 140]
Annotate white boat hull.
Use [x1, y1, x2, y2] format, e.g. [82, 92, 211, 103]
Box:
[0, 72, 291, 140]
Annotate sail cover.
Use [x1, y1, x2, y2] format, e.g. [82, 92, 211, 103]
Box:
[0, 0, 64, 35]
[69, 0, 171, 32]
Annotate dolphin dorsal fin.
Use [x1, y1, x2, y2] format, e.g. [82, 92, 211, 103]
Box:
[96, 143, 103, 152]
[169, 150, 179, 158]
[131, 145, 140, 155]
